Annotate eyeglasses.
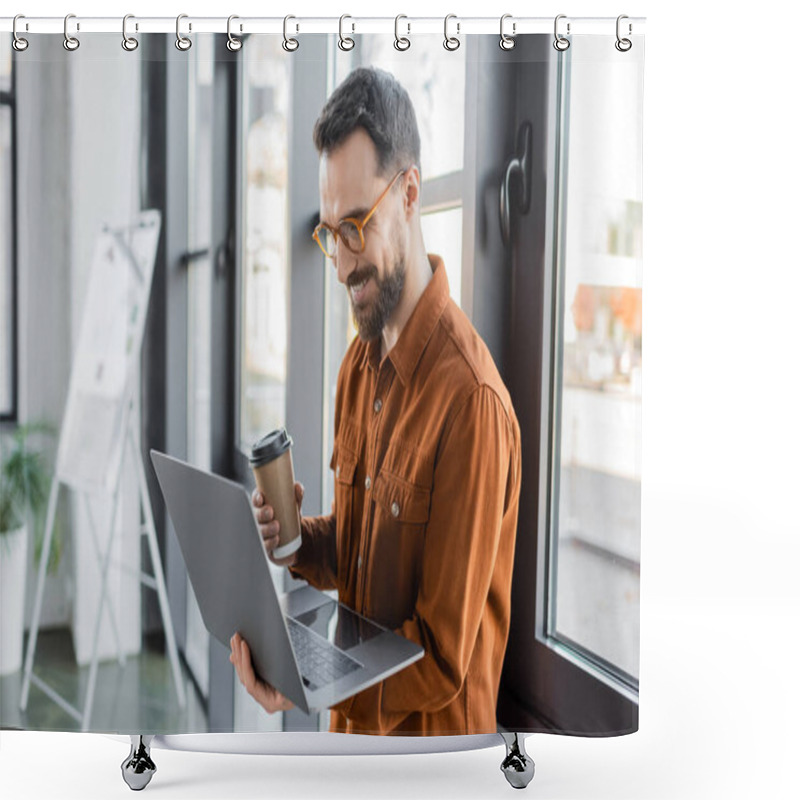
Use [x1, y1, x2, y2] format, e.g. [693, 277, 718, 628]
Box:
[313, 168, 406, 260]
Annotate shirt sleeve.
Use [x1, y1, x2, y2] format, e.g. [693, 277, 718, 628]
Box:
[333, 383, 518, 732]
[288, 513, 337, 591]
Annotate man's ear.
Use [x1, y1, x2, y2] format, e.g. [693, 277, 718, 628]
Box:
[402, 165, 422, 220]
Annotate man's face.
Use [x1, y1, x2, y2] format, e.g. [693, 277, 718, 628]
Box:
[318, 129, 407, 342]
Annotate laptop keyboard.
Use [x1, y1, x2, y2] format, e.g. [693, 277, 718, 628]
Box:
[286, 617, 362, 691]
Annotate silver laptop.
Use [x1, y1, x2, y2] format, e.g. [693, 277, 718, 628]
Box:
[150, 449, 423, 715]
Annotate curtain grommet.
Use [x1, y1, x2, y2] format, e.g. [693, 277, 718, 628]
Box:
[499, 14, 515, 51]
[338, 14, 355, 51]
[615, 15, 633, 51]
[444, 14, 460, 51]
[227, 15, 243, 52]
[12, 15, 29, 52]
[175, 14, 192, 51]
[553, 14, 571, 51]
[283, 15, 299, 52]
[122, 14, 139, 52]
[63, 13, 80, 51]
[394, 15, 411, 51]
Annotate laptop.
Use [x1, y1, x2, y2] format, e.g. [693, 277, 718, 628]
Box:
[149, 449, 424, 716]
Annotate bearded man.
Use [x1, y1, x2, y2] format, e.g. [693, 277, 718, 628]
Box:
[232, 66, 522, 737]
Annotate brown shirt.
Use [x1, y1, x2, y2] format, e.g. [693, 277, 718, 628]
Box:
[290, 254, 521, 735]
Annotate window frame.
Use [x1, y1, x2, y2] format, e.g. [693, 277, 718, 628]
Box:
[531, 42, 639, 730]
[1, 57, 18, 423]
[544, 42, 641, 693]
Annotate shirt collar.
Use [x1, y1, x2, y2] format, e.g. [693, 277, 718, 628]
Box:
[358, 254, 450, 386]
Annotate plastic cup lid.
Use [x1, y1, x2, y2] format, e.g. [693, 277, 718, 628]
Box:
[250, 427, 293, 466]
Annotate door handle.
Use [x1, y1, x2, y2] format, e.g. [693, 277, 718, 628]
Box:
[499, 121, 532, 245]
[214, 227, 235, 279]
[179, 247, 210, 269]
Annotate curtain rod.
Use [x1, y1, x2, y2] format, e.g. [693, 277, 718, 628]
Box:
[0, 16, 646, 37]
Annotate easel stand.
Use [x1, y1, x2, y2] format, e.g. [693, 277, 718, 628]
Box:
[19, 387, 186, 730]
[19, 212, 180, 731]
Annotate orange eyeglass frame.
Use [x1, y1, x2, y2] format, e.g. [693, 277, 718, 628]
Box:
[313, 168, 407, 259]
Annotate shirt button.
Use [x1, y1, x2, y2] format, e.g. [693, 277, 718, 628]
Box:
[373, 399, 382, 413]
[336, 465, 341, 479]
[391, 501, 400, 518]
[358, 555, 363, 570]
[365, 476, 371, 490]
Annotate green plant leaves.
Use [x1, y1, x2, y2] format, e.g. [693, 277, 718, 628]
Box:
[1, 420, 59, 573]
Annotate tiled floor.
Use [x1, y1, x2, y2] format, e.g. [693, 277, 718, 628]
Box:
[0, 628, 208, 734]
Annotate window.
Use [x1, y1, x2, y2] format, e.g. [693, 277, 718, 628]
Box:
[547, 37, 642, 687]
[238, 35, 291, 452]
[1, 36, 17, 421]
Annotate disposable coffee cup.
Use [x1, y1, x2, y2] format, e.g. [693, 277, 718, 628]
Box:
[250, 428, 302, 560]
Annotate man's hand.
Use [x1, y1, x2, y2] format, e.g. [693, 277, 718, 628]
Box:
[229, 632, 295, 714]
[252, 482, 304, 567]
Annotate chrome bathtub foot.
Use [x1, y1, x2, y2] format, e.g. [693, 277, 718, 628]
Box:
[121, 735, 156, 791]
[500, 732, 535, 789]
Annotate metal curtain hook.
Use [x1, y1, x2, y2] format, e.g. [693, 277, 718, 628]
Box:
[554, 14, 570, 51]
[283, 15, 299, 52]
[615, 14, 632, 51]
[499, 14, 515, 51]
[176, 14, 192, 50]
[443, 14, 460, 51]
[122, 14, 139, 51]
[63, 13, 80, 51]
[227, 15, 242, 51]
[12, 15, 29, 52]
[338, 15, 355, 51]
[394, 15, 410, 51]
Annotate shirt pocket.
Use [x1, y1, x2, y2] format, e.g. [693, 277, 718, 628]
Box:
[332, 444, 359, 593]
[367, 469, 432, 627]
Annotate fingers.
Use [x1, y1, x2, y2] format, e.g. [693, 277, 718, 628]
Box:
[229, 633, 295, 713]
[231, 634, 262, 701]
[231, 634, 259, 692]
[251, 490, 299, 567]
[252, 490, 275, 522]
[230, 633, 256, 695]
[260, 517, 281, 548]
[251, 491, 281, 549]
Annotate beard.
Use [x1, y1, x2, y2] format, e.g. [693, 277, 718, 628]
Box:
[348, 256, 406, 342]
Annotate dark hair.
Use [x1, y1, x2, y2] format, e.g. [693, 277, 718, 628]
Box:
[313, 67, 421, 177]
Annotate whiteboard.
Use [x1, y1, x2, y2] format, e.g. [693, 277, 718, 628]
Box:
[57, 210, 161, 493]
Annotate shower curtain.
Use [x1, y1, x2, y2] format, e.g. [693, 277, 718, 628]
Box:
[0, 16, 644, 744]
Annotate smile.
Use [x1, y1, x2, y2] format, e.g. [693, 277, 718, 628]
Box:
[349, 278, 370, 304]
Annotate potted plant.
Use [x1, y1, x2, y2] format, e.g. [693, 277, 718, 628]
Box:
[0, 421, 59, 676]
